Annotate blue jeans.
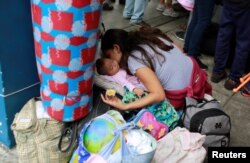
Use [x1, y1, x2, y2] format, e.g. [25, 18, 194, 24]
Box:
[213, 5, 250, 82]
[184, 0, 215, 57]
[123, 0, 148, 23]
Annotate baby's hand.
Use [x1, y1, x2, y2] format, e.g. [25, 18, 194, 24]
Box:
[133, 88, 144, 97]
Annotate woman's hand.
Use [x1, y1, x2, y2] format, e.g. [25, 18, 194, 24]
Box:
[100, 94, 128, 111]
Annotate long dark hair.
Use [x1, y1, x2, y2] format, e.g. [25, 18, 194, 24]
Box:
[101, 26, 173, 74]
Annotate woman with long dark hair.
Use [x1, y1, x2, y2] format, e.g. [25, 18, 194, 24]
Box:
[100, 27, 212, 110]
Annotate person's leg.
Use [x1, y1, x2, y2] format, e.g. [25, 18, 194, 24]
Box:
[212, 5, 234, 82]
[183, 3, 198, 53]
[162, 0, 179, 17]
[166, 0, 173, 8]
[130, 0, 149, 24]
[123, 0, 135, 19]
[156, 0, 165, 11]
[228, 8, 250, 82]
[187, 0, 215, 57]
[186, 0, 215, 69]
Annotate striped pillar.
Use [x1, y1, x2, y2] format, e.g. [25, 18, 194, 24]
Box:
[31, 0, 103, 121]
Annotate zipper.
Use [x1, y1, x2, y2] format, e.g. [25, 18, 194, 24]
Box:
[190, 108, 230, 133]
[133, 109, 147, 122]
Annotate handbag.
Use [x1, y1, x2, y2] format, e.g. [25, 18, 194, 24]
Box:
[70, 110, 157, 163]
[58, 91, 111, 152]
[11, 98, 73, 163]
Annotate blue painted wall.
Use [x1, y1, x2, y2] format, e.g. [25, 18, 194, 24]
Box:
[0, 0, 40, 147]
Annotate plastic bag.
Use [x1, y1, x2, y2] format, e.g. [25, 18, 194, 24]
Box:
[70, 110, 156, 163]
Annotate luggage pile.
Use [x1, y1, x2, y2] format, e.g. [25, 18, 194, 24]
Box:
[12, 92, 231, 163]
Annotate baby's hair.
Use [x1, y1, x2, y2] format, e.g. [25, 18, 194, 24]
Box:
[95, 58, 107, 75]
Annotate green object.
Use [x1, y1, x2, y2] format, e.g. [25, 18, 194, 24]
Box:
[83, 118, 117, 153]
[122, 88, 179, 131]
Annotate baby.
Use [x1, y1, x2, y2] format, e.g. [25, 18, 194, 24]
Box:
[96, 58, 180, 131]
[95, 58, 145, 96]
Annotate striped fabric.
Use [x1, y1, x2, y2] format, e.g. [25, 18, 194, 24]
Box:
[11, 98, 73, 163]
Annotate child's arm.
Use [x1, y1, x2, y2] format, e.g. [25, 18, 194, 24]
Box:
[113, 71, 145, 96]
[101, 71, 144, 96]
[112, 70, 136, 91]
[101, 67, 165, 111]
[100, 72, 135, 90]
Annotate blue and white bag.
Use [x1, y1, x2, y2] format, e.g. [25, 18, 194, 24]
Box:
[70, 110, 157, 163]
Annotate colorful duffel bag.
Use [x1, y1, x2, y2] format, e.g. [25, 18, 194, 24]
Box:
[122, 89, 180, 132]
[30, 0, 103, 121]
[131, 109, 169, 140]
[70, 110, 157, 163]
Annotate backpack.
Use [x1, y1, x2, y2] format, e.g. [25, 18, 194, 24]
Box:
[181, 97, 231, 148]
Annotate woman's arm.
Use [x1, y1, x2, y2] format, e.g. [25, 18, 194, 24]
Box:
[101, 67, 166, 110]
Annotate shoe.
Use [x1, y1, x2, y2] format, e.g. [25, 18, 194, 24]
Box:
[130, 21, 151, 27]
[211, 71, 227, 83]
[194, 57, 208, 70]
[224, 78, 240, 90]
[241, 87, 250, 97]
[119, 0, 125, 5]
[123, 16, 131, 20]
[103, 3, 113, 11]
[156, 4, 165, 11]
[175, 31, 185, 41]
[162, 8, 179, 17]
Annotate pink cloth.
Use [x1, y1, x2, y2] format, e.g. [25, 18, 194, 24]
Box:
[86, 154, 107, 163]
[101, 69, 146, 91]
[177, 0, 194, 11]
[137, 111, 168, 140]
[152, 127, 206, 163]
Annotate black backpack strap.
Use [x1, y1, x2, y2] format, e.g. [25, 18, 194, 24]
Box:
[58, 121, 78, 152]
[199, 99, 218, 108]
[177, 102, 187, 127]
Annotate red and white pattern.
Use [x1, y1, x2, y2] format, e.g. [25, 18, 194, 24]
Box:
[31, 0, 102, 121]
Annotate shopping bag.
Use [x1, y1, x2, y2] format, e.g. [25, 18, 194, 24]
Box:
[70, 110, 157, 163]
